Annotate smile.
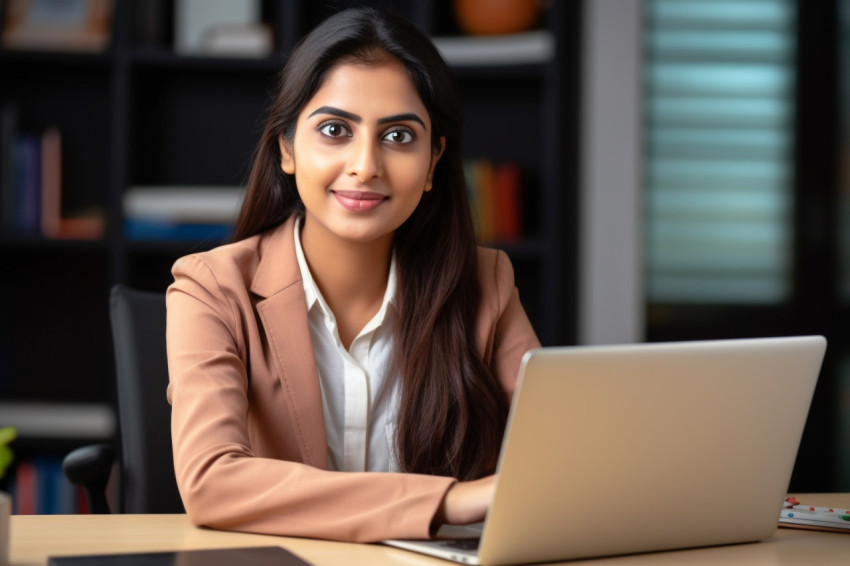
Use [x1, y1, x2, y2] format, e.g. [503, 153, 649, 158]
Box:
[331, 190, 388, 212]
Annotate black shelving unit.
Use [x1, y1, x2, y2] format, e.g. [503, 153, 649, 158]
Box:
[0, 0, 579, 489]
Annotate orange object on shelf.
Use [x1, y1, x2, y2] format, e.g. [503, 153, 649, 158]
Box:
[454, 0, 542, 36]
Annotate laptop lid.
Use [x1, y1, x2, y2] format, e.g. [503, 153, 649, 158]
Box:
[388, 335, 825, 565]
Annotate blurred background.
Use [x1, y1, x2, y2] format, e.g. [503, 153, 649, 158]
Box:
[0, 0, 847, 513]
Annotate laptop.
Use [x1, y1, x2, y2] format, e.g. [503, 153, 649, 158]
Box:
[385, 335, 826, 565]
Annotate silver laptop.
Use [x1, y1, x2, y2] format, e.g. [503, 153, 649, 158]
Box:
[385, 336, 826, 565]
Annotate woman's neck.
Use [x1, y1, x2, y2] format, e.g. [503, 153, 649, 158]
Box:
[300, 218, 393, 348]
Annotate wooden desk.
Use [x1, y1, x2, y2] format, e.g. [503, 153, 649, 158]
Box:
[9, 494, 850, 566]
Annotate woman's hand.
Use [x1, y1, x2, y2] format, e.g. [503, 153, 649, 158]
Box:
[435, 475, 497, 525]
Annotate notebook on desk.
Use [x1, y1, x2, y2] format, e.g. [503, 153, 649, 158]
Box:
[385, 335, 826, 565]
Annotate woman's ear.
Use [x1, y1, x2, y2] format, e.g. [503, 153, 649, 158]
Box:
[425, 137, 446, 192]
[279, 135, 295, 174]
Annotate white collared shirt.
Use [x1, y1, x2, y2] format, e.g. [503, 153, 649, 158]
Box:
[293, 218, 400, 472]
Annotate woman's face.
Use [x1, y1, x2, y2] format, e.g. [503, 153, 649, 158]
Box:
[280, 58, 444, 247]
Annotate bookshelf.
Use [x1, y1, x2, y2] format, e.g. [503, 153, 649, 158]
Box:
[0, 0, 579, 509]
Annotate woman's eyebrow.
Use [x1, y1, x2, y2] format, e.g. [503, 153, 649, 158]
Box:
[308, 106, 361, 122]
[308, 106, 427, 129]
[378, 113, 427, 129]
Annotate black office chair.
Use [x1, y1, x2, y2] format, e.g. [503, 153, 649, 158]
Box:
[63, 284, 184, 513]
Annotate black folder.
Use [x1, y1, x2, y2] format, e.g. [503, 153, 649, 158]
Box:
[48, 546, 311, 566]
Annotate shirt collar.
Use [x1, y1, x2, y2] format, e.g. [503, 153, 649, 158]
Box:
[293, 216, 397, 321]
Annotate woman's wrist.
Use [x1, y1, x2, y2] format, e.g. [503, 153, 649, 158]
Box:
[435, 475, 496, 526]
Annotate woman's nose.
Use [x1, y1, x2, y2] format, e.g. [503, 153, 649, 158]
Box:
[347, 137, 383, 181]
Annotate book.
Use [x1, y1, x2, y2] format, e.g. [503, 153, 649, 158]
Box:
[40, 127, 62, 238]
[54, 212, 106, 240]
[779, 496, 850, 533]
[1, 127, 105, 239]
[12, 133, 41, 236]
[463, 160, 481, 236]
[123, 186, 242, 242]
[13, 460, 37, 515]
[464, 159, 524, 244]
[123, 186, 243, 224]
[33, 457, 78, 514]
[8, 458, 81, 515]
[493, 162, 522, 243]
[124, 218, 233, 242]
[472, 159, 495, 242]
[48, 546, 312, 566]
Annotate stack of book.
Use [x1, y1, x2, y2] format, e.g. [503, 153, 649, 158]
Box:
[464, 159, 524, 244]
[123, 186, 243, 242]
[7, 457, 87, 515]
[0, 106, 105, 239]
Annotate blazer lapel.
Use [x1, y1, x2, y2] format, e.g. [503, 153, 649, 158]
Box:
[252, 218, 328, 469]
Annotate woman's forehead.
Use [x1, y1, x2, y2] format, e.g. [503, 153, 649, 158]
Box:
[302, 60, 429, 122]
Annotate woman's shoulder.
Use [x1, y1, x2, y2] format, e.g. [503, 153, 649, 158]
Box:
[476, 246, 515, 283]
[170, 221, 293, 293]
[172, 233, 263, 281]
[475, 245, 516, 305]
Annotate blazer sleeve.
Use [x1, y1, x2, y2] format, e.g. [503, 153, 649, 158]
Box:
[478, 249, 542, 399]
[166, 254, 455, 543]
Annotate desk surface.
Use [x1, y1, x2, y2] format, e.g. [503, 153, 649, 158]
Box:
[9, 494, 850, 566]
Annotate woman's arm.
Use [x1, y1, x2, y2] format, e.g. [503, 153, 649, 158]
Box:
[166, 253, 455, 543]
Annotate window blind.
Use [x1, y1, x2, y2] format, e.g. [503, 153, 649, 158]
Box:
[643, 0, 796, 303]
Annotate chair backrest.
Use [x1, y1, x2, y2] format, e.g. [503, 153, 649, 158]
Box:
[110, 284, 184, 513]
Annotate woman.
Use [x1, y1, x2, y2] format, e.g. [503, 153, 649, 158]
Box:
[166, 7, 540, 542]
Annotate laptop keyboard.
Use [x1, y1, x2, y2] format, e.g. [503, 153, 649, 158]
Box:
[439, 539, 480, 551]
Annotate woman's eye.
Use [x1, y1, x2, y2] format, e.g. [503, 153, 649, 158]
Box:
[383, 129, 414, 144]
[319, 121, 349, 138]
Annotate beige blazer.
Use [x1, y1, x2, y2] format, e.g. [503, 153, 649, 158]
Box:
[166, 217, 541, 542]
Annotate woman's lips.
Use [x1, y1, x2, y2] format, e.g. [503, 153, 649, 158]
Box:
[332, 190, 387, 212]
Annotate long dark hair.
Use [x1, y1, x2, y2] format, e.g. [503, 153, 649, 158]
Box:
[233, 7, 508, 480]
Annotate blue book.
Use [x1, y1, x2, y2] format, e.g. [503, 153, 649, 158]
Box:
[125, 218, 232, 242]
[34, 457, 56, 515]
[12, 134, 41, 236]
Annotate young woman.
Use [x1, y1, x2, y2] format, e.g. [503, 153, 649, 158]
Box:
[165, 7, 540, 543]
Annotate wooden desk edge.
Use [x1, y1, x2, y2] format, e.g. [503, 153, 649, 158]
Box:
[9, 494, 850, 566]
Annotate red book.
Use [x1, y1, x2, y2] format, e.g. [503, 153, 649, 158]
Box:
[40, 128, 62, 238]
[14, 460, 37, 515]
[494, 162, 522, 242]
